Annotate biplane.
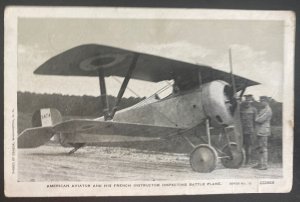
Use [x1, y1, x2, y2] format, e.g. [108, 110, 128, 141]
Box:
[18, 44, 259, 173]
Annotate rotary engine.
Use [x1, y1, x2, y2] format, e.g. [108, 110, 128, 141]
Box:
[201, 80, 236, 128]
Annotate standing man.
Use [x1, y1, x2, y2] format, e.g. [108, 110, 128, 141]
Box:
[253, 96, 273, 170]
[240, 94, 257, 165]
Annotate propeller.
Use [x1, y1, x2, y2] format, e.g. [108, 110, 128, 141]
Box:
[229, 48, 243, 151]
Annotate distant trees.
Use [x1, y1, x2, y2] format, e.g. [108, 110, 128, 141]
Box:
[268, 98, 283, 126]
[17, 92, 282, 126]
[17, 92, 144, 117]
[250, 97, 282, 126]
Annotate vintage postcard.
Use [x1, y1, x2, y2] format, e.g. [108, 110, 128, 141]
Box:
[4, 7, 295, 196]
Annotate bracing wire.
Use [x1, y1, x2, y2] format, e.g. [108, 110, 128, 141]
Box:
[111, 78, 178, 127]
[111, 76, 174, 108]
[111, 76, 176, 126]
[132, 80, 174, 108]
[111, 76, 141, 97]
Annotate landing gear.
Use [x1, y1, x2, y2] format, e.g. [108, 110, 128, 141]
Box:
[59, 133, 73, 147]
[190, 144, 218, 173]
[182, 119, 244, 173]
[221, 143, 244, 169]
[58, 133, 85, 154]
[68, 143, 85, 154]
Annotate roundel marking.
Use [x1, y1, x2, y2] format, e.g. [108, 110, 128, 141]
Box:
[79, 54, 128, 71]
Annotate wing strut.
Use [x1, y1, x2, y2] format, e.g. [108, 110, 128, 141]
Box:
[110, 53, 140, 119]
[98, 69, 110, 120]
[98, 53, 140, 120]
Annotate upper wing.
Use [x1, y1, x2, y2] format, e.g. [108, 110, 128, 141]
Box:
[34, 44, 259, 90]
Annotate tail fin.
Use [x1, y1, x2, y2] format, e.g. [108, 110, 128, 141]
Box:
[32, 108, 62, 127]
[18, 108, 62, 148]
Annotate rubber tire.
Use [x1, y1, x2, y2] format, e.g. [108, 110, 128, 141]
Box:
[190, 144, 218, 173]
[221, 142, 244, 169]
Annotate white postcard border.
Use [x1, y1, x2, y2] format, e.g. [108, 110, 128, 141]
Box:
[4, 7, 295, 197]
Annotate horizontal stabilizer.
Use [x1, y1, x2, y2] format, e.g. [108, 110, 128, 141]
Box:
[18, 127, 54, 148]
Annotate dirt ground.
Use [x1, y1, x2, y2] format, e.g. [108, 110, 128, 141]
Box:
[18, 144, 283, 182]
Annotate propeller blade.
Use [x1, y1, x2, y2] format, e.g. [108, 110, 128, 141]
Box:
[229, 48, 237, 96]
[228, 48, 243, 150]
[233, 100, 243, 151]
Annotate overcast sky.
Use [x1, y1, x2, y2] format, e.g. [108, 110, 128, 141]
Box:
[18, 18, 284, 101]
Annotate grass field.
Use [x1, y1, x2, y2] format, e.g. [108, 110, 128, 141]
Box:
[18, 144, 283, 182]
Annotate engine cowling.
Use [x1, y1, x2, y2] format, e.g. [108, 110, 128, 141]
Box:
[201, 80, 235, 127]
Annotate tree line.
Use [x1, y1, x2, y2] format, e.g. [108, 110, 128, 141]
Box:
[17, 91, 282, 125]
[17, 91, 144, 117]
[252, 98, 282, 126]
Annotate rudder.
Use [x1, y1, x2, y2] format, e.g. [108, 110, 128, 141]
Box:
[32, 108, 62, 127]
[18, 108, 62, 148]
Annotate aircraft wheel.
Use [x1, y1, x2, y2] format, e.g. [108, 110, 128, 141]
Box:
[221, 142, 244, 169]
[190, 144, 218, 173]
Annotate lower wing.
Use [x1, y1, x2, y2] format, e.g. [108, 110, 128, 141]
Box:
[18, 119, 185, 148]
[54, 119, 185, 144]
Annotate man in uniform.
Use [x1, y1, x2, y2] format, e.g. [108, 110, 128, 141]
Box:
[253, 96, 273, 170]
[240, 94, 257, 165]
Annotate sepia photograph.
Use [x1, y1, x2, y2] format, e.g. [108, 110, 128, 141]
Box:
[4, 7, 294, 196]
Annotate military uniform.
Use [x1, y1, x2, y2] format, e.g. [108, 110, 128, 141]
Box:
[240, 96, 257, 164]
[253, 96, 273, 170]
